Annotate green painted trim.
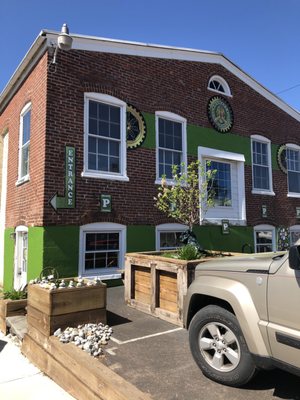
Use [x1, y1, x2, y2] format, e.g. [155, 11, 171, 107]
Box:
[141, 112, 155, 149]
[27, 227, 44, 282]
[3, 228, 15, 290]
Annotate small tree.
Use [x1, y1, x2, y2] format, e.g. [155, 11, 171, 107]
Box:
[154, 160, 216, 232]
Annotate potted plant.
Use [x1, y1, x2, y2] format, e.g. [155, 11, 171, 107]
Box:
[0, 288, 27, 334]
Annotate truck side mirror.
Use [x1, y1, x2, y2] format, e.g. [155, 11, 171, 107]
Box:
[288, 245, 300, 270]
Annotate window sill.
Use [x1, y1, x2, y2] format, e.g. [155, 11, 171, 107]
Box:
[81, 171, 129, 182]
[16, 176, 30, 186]
[251, 190, 275, 196]
[201, 218, 247, 226]
[287, 193, 300, 198]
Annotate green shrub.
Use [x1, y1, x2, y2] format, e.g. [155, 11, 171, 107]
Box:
[178, 244, 201, 260]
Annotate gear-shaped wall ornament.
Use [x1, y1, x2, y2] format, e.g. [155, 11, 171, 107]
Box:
[126, 105, 146, 149]
[207, 96, 233, 133]
[277, 144, 287, 174]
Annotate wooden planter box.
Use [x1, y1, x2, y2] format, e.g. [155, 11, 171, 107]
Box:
[0, 298, 27, 334]
[27, 282, 107, 337]
[124, 251, 236, 326]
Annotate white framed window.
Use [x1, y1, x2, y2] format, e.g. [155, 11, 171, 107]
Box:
[82, 93, 129, 182]
[155, 111, 187, 184]
[198, 147, 246, 225]
[286, 144, 300, 197]
[290, 225, 300, 246]
[254, 224, 276, 253]
[17, 103, 31, 184]
[208, 75, 232, 97]
[251, 135, 274, 195]
[79, 222, 126, 278]
[156, 223, 188, 250]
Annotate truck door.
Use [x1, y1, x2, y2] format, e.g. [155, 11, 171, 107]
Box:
[267, 258, 300, 368]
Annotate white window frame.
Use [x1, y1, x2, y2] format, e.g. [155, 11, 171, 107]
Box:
[14, 225, 28, 289]
[208, 75, 232, 97]
[17, 102, 31, 185]
[78, 222, 126, 279]
[286, 143, 300, 198]
[155, 111, 187, 185]
[82, 93, 129, 182]
[155, 223, 188, 250]
[198, 146, 246, 225]
[251, 135, 274, 195]
[290, 225, 300, 246]
[254, 224, 276, 253]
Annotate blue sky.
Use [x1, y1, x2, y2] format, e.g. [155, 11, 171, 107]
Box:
[1, 0, 300, 110]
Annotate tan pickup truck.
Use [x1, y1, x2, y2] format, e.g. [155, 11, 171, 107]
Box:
[184, 245, 300, 387]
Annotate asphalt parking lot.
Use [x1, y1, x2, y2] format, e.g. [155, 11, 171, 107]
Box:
[105, 286, 300, 400]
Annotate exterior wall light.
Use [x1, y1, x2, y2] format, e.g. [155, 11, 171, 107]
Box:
[51, 23, 73, 65]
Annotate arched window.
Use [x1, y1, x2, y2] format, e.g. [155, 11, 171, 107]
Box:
[208, 75, 231, 97]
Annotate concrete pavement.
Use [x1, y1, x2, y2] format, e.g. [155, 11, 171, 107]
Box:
[0, 332, 75, 400]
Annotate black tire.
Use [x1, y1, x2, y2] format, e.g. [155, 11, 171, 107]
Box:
[189, 305, 256, 387]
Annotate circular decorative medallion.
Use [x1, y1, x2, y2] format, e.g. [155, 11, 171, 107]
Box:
[207, 96, 233, 133]
[126, 105, 146, 149]
[277, 144, 287, 174]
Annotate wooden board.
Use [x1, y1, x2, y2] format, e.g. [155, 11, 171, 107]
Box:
[22, 333, 152, 400]
[0, 299, 27, 334]
[28, 284, 106, 316]
[134, 266, 151, 305]
[158, 271, 177, 313]
[27, 305, 107, 336]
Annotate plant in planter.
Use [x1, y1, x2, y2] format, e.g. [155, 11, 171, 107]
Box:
[155, 160, 216, 258]
[0, 288, 28, 334]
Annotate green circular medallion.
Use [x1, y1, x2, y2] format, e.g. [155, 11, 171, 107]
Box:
[207, 96, 233, 133]
[277, 144, 287, 174]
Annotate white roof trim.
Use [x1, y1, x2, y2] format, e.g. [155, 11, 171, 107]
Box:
[1, 29, 300, 122]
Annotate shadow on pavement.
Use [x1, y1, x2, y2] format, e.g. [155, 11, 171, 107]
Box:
[106, 311, 132, 327]
[0, 339, 7, 353]
[245, 369, 300, 400]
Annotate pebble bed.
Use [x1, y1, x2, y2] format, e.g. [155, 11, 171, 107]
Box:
[54, 323, 113, 357]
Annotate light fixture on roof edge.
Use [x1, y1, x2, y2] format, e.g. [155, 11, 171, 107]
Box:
[51, 23, 73, 65]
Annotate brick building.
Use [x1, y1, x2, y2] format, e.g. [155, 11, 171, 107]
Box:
[1, 27, 300, 289]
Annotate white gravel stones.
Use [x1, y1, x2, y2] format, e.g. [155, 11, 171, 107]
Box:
[54, 323, 113, 357]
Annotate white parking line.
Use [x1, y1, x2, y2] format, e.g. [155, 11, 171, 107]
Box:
[110, 327, 183, 346]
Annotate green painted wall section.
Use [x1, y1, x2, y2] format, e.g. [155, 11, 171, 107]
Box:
[193, 225, 254, 253]
[43, 226, 79, 278]
[127, 225, 155, 252]
[142, 112, 280, 170]
[27, 227, 44, 282]
[3, 228, 15, 290]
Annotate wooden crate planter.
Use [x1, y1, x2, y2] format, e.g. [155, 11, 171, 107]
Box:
[27, 282, 107, 337]
[0, 298, 27, 334]
[125, 252, 205, 326]
[125, 251, 237, 326]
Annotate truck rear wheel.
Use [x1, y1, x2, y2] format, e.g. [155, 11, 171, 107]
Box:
[189, 305, 256, 387]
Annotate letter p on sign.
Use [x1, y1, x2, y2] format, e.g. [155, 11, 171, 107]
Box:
[100, 194, 112, 213]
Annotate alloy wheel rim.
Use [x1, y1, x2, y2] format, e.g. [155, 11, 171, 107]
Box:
[198, 322, 241, 372]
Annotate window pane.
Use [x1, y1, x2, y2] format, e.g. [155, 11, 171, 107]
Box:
[98, 138, 108, 155]
[89, 118, 98, 135]
[99, 121, 110, 137]
[109, 141, 119, 157]
[88, 154, 96, 170]
[287, 148, 300, 193]
[160, 231, 183, 249]
[86, 233, 96, 251]
[85, 253, 94, 270]
[94, 253, 107, 269]
[21, 144, 29, 177]
[23, 110, 31, 144]
[110, 123, 120, 139]
[109, 157, 120, 173]
[256, 230, 273, 252]
[95, 233, 108, 250]
[107, 252, 118, 268]
[98, 155, 108, 171]
[108, 233, 119, 250]
[99, 103, 109, 121]
[208, 161, 232, 206]
[89, 101, 98, 118]
[109, 105, 120, 123]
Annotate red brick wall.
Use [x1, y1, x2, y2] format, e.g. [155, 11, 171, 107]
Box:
[2, 48, 300, 228]
[0, 54, 48, 227]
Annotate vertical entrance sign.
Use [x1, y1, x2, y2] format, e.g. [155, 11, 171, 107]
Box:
[50, 146, 76, 211]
